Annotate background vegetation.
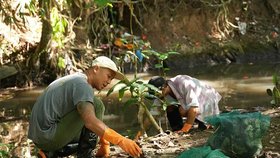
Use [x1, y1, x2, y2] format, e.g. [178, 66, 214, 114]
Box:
[0, 0, 279, 88]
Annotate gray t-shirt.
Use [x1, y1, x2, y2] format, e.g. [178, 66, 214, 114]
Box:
[28, 72, 94, 144]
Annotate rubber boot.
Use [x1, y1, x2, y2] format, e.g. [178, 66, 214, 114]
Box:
[37, 149, 58, 158]
[56, 142, 79, 157]
[77, 127, 98, 158]
[37, 142, 79, 158]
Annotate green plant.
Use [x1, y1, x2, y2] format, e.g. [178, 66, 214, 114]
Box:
[266, 74, 280, 106]
[107, 78, 163, 135]
[115, 33, 152, 77]
[50, 8, 68, 48]
[0, 143, 13, 158]
[143, 50, 179, 77]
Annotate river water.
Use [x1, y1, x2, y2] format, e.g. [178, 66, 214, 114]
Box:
[0, 63, 278, 136]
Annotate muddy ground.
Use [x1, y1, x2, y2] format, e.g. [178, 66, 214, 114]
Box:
[0, 114, 279, 158]
[103, 108, 280, 158]
[0, 87, 280, 158]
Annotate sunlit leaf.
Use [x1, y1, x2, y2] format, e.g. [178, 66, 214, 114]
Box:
[138, 83, 146, 93]
[167, 51, 179, 55]
[107, 80, 127, 96]
[159, 54, 168, 60]
[118, 88, 125, 101]
[162, 104, 168, 111]
[142, 50, 158, 56]
[107, 78, 134, 97]
[146, 84, 161, 93]
[164, 67, 170, 71]
[155, 64, 163, 68]
[57, 57, 65, 69]
[95, 0, 112, 8]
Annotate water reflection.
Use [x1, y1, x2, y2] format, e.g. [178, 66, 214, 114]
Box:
[0, 63, 277, 134]
[0, 87, 42, 122]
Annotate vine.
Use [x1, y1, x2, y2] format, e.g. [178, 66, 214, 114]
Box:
[201, 0, 238, 40]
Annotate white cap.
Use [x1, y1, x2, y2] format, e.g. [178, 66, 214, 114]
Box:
[92, 56, 125, 80]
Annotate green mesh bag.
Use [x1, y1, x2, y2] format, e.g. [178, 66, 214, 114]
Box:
[177, 146, 229, 158]
[205, 111, 271, 158]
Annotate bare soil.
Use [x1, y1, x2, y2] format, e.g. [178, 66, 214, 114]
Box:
[0, 99, 279, 157]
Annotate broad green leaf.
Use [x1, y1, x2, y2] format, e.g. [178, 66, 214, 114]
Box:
[57, 57, 65, 69]
[95, 0, 112, 8]
[138, 83, 146, 93]
[155, 64, 163, 68]
[159, 54, 168, 60]
[118, 88, 126, 101]
[164, 67, 170, 71]
[272, 74, 278, 85]
[107, 80, 126, 96]
[142, 49, 156, 56]
[146, 84, 161, 93]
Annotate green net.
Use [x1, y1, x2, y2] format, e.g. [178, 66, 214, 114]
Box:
[177, 146, 229, 158]
[205, 111, 271, 158]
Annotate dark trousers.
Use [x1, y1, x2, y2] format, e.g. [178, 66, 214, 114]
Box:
[166, 105, 183, 131]
[166, 105, 208, 131]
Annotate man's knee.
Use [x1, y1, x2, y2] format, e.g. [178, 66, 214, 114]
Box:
[93, 97, 105, 120]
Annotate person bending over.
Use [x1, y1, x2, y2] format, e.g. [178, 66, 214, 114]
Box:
[148, 75, 221, 133]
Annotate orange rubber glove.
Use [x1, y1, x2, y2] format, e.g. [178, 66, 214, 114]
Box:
[103, 128, 142, 157]
[95, 137, 110, 157]
[177, 123, 192, 133]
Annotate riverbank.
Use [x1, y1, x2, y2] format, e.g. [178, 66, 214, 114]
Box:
[1, 63, 279, 157]
[1, 107, 279, 157]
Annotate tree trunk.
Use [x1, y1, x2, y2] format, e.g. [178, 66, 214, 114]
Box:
[141, 102, 163, 133]
[71, 0, 92, 48]
[27, 0, 52, 81]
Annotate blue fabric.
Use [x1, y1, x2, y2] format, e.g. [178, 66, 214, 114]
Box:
[135, 49, 143, 62]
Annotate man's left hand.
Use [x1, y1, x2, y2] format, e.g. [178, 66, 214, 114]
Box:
[96, 138, 110, 157]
